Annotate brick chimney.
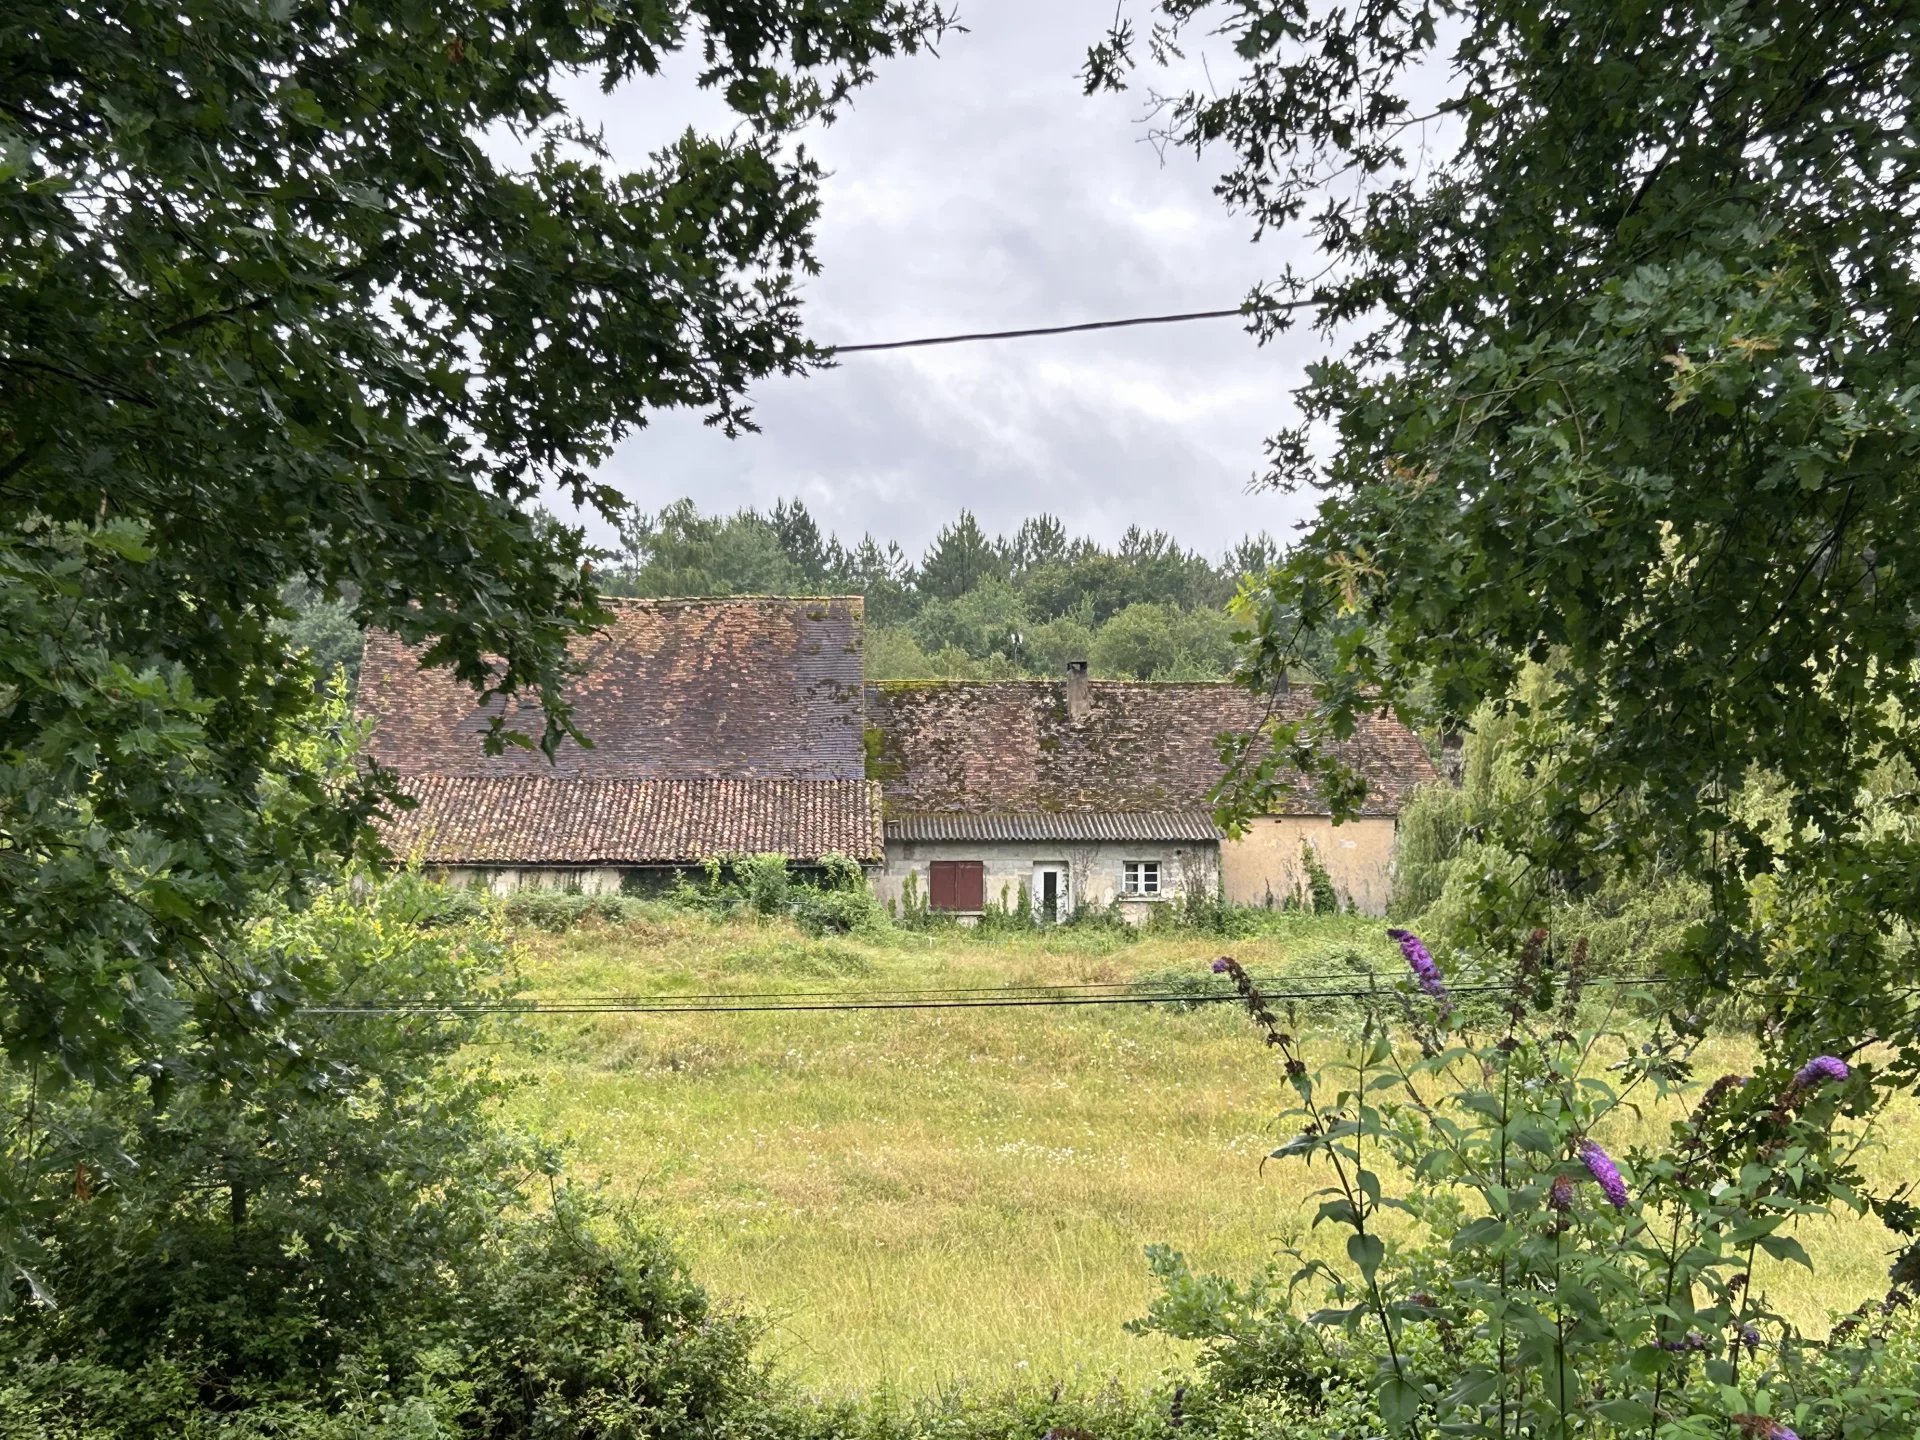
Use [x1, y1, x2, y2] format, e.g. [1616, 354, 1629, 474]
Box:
[1065, 660, 1090, 721]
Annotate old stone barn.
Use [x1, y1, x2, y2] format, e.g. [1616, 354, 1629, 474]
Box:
[358, 596, 1437, 918]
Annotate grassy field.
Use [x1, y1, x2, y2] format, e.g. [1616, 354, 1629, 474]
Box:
[492, 908, 1914, 1396]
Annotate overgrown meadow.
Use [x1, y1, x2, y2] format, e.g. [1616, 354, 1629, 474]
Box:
[490, 904, 1918, 1396]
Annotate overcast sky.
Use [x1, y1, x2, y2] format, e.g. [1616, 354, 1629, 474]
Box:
[566, 1, 1332, 563]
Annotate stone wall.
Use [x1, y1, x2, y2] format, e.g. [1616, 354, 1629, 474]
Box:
[1220, 816, 1399, 915]
[875, 839, 1221, 924]
[439, 865, 629, 896]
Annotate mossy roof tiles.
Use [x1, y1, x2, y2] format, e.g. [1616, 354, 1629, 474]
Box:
[357, 596, 867, 781]
[863, 682, 1436, 818]
[383, 776, 884, 866]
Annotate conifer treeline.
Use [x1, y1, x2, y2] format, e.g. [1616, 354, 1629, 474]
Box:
[600, 498, 1290, 680]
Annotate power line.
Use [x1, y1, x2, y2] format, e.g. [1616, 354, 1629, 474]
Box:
[831, 306, 1265, 354]
[303, 975, 1670, 1018]
[302, 967, 1508, 1008]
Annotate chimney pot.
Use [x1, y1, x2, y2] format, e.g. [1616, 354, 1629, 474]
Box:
[1065, 660, 1090, 722]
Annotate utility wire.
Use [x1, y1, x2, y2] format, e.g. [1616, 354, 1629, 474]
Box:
[303, 967, 1532, 1008]
[303, 975, 1669, 1018]
[831, 305, 1264, 354]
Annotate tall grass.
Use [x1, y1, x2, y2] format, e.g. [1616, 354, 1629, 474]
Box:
[493, 907, 1914, 1395]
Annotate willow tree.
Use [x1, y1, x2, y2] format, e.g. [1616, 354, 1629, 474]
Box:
[1089, 5, 1920, 1063]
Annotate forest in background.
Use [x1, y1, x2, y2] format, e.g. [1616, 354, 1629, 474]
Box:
[289, 498, 1310, 686]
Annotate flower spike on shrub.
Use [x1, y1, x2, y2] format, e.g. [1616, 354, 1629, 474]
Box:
[1791, 1055, 1849, 1091]
[1578, 1139, 1630, 1209]
[1386, 927, 1451, 1015]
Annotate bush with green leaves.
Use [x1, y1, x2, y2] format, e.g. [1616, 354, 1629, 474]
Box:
[0, 873, 778, 1440]
[496, 886, 641, 932]
[1150, 939, 1920, 1437]
[666, 853, 886, 936]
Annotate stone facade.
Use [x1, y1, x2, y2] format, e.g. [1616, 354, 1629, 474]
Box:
[875, 839, 1221, 925]
[1221, 816, 1401, 915]
[441, 865, 629, 897]
[866, 676, 1437, 919]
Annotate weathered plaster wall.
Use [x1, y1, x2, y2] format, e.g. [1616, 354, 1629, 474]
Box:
[1220, 816, 1399, 916]
[440, 865, 629, 897]
[876, 839, 1221, 924]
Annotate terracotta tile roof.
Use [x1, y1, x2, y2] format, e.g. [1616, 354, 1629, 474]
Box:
[886, 810, 1226, 843]
[863, 681, 1438, 819]
[357, 596, 866, 780]
[381, 776, 884, 866]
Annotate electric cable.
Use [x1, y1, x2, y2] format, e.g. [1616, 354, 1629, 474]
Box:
[301, 974, 1670, 1017]
[829, 304, 1291, 354]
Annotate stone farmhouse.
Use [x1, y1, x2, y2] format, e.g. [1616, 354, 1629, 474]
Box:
[359, 595, 1439, 918]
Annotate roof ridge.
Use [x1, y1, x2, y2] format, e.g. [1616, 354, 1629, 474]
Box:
[862, 678, 1261, 690]
[400, 774, 872, 786]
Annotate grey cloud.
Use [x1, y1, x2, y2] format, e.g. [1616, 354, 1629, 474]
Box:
[565, 0, 1331, 560]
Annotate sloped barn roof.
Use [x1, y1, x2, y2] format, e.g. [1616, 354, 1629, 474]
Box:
[384, 776, 885, 867]
[864, 681, 1437, 821]
[357, 596, 868, 781]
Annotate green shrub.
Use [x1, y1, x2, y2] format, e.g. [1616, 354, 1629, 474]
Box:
[452, 1201, 775, 1440]
[734, 853, 793, 917]
[405, 880, 490, 928]
[500, 887, 654, 932]
[0, 875, 787, 1440]
[1389, 781, 1469, 917]
[1299, 840, 1340, 914]
[1171, 951, 1920, 1438]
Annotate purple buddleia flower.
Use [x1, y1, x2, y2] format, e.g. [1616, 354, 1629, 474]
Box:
[1732, 1419, 1799, 1440]
[1578, 1139, 1630, 1209]
[1211, 957, 1232, 974]
[1791, 1055, 1849, 1090]
[1737, 1323, 1762, 1354]
[1546, 1173, 1576, 1212]
[1386, 928, 1451, 1013]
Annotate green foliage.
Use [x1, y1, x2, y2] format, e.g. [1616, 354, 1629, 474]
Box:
[1091, 0, 1920, 1070]
[612, 500, 815, 599]
[735, 853, 793, 917]
[909, 577, 1028, 662]
[1088, 601, 1239, 681]
[593, 499, 1317, 681]
[1170, 952, 1919, 1436]
[0, 866, 792, 1439]
[499, 887, 647, 932]
[1389, 783, 1471, 918]
[916, 510, 1006, 601]
[1, 0, 954, 1293]
[449, 1202, 776, 1440]
[1298, 841, 1339, 915]
[667, 854, 887, 937]
[1392, 692, 1710, 979]
[2, 871, 541, 1376]
[279, 580, 366, 688]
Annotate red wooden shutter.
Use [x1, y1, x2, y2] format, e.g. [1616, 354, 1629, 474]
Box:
[957, 861, 984, 912]
[929, 862, 957, 910]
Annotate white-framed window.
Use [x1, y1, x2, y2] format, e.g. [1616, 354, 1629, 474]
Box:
[1121, 860, 1161, 896]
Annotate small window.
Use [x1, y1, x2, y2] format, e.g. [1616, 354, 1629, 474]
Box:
[1122, 860, 1161, 896]
[929, 860, 985, 912]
